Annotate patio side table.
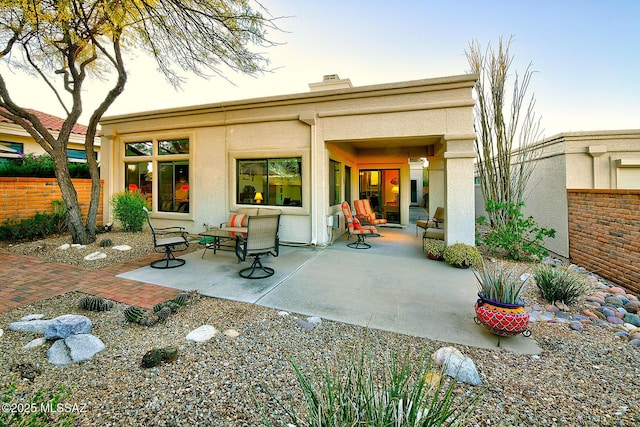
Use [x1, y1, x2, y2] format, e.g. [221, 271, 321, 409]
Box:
[198, 229, 246, 259]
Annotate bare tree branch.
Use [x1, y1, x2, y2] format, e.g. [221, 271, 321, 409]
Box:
[467, 36, 544, 228]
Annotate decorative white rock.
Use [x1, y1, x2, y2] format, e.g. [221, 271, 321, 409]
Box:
[84, 251, 107, 261]
[223, 329, 240, 338]
[112, 245, 132, 251]
[186, 325, 218, 343]
[277, 311, 290, 317]
[23, 337, 47, 349]
[432, 346, 483, 386]
[58, 243, 71, 250]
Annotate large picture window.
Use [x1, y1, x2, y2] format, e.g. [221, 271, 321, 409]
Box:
[237, 158, 302, 206]
[329, 159, 341, 206]
[124, 138, 190, 213]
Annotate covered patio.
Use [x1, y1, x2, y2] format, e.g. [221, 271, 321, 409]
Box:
[117, 212, 540, 354]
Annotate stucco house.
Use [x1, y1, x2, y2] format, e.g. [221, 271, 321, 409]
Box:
[475, 129, 640, 258]
[0, 108, 99, 162]
[99, 74, 479, 247]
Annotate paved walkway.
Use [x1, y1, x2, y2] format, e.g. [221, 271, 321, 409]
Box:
[0, 251, 180, 315]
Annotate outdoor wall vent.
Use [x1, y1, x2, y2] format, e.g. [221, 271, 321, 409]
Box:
[323, 74, 340, 81]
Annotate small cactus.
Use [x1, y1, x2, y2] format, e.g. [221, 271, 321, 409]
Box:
[153, 300, 180, 313]
[99, 239, 113, 248]
[141, 347, 179, 368]
[139, 314, 158, 327]
[79, 296, 114, 312]
[156, 306, 172, 321]
[124, 305, 145, 323]
[172, 292, 191, 307]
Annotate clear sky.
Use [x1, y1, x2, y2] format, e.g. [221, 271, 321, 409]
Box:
[5, 0, 640, 137]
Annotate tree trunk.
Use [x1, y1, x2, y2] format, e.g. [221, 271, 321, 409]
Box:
[51, 150, 94, 245]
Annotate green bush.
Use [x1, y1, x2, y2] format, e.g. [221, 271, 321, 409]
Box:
[0, 153, 90, 178]
[258, 343, 482, 426]
[443, 243, 482, 268]
[110, 190, 150, 232]
[533, 265, 594, 306]
[0, 201, 67, 242]
[423, 238, 445, 259]
[477, 201, 556, 262]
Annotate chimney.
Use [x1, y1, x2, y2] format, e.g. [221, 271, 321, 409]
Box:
[309, 74, 353, 92]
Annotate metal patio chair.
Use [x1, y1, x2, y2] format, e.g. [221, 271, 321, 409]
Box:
[235, 214, 280, 279]
[143, 207, 190, 269]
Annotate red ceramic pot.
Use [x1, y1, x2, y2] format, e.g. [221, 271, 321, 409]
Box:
[474, 294, 530, 337]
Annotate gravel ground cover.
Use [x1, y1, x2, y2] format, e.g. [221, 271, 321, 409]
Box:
[1, 233, 639, 426]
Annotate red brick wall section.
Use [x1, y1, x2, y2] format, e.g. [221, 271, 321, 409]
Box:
[567, 189, 640, 294]
[0, 177, 103, 225]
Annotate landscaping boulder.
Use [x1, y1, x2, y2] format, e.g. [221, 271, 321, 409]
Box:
[45, 314, 92, 340]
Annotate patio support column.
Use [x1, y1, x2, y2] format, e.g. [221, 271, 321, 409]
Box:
[427, 158, 444, 218]
[300, 112, 323, 246]
[443, 134, 476, 246]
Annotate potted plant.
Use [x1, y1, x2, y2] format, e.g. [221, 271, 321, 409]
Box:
[423, 239, 445, 260]
[442, 243, 482, 269]
[473, 261, 531, 337]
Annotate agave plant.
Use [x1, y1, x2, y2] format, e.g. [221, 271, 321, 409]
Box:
[473, 261, 528, 305]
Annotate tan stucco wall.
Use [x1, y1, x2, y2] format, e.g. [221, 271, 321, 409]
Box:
[521, 130, 640, 257]
[100, 74, 478, 246]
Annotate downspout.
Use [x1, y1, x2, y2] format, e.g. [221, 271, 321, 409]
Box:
[299, 112, 317, 245]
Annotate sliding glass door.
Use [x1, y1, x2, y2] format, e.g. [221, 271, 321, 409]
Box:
[358, 169, 400, 223]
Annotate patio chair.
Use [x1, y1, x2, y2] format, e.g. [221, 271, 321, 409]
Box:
[417, 206, 444, 240]
[143, 207, 190, 269]
[353, 199, 388, 226]
[341, 201, 378, 249]
[235, 214, 280, 279]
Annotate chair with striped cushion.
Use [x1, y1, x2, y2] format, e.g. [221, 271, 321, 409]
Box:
[353, 199, 387, 226]
[341, 201, 378, 249]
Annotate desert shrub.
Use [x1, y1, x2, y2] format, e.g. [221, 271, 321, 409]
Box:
[110, 190, 150, 232]
[0, 201, 67, 242]
[0, 153, 90, 178]
[533, 265, 594, 305]
[1, 375, 76, 426]
[443, 243, 482, 268]
[258, 343, 482, 426]
[477, 201, 556, 262]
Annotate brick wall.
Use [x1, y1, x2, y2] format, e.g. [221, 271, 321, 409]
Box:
[0, 177, 103, 225]
[567, 189, 640, 294]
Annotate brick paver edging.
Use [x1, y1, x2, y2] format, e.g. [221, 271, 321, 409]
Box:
[0, 251, 179, 315]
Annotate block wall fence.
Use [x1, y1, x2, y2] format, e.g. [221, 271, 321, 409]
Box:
[567, 189, 640, 294]
[0, 177, 103, 225]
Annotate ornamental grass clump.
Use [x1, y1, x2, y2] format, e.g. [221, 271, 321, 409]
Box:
[533, 265, 594, 306]
[258, 343, 482, 426]
[473, 261, 528, 305]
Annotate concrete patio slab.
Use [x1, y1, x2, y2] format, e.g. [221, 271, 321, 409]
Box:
[117, 226, 541, 354]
